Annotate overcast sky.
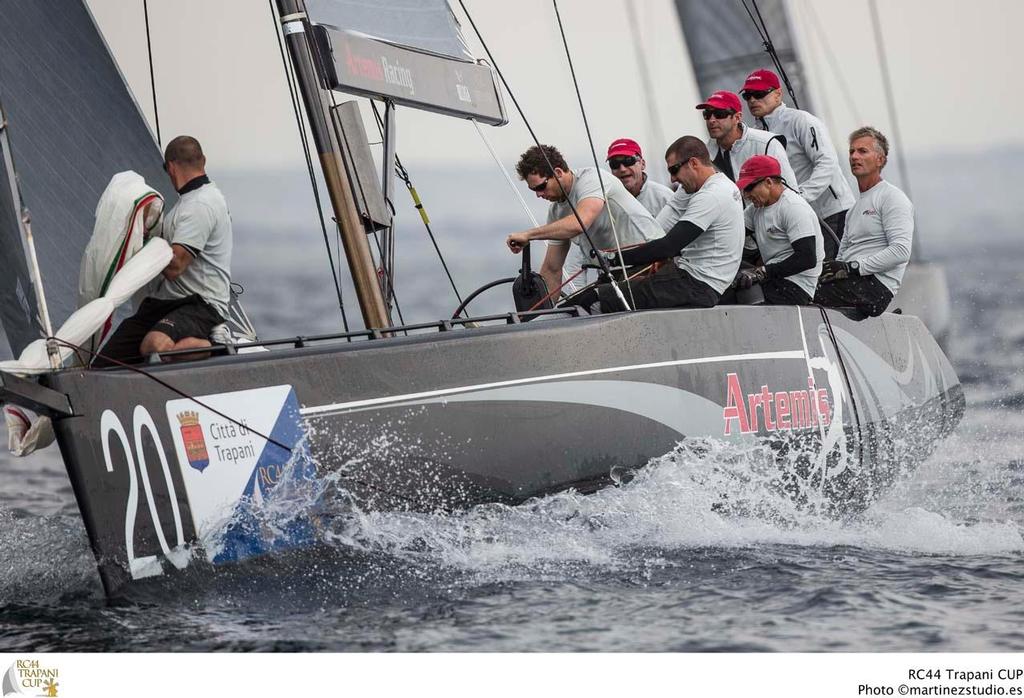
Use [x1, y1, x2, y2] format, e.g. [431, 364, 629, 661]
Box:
[87, 0, 1024, 177]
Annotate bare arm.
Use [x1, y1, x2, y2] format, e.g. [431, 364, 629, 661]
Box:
[507, 197, 605, 250]
[162, 243, 196, 281]
[538, 243, 570, 296]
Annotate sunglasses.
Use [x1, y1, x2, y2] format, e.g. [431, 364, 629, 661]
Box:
[667, 160, 686, 176]
[528, 177, 549, 193]
[702, 108, 736, 120]
[607, 155, 639, 170]
[742, 89, 774, 101]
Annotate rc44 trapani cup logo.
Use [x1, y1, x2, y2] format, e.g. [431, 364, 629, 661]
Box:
[2, 660, 60, 697]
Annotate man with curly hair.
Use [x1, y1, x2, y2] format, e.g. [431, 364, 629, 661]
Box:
[506, 144, 663, 297]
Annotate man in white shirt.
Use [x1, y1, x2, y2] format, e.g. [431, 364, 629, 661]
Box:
[505, 144, 663, 297]
[568, 136, 744, 313]
[562, 138, 674, 291]
[96, 136, 233, 366]
[813, 127, 913, 317]
[699, 90, 799, 192]
[741, 69, 855, 259]
[731, 155, 823, 305]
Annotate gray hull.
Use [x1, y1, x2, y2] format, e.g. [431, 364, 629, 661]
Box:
[35, 305, 962, 596]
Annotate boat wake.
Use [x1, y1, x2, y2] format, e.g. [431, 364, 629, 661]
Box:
[210, 434, 1023, 587]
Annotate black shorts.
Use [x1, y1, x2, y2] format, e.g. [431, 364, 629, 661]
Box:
[720, 276, 812, 306]
[93, 295, 223, 367]
[597, 263, 720, 312]
[813, 274, 893, 318]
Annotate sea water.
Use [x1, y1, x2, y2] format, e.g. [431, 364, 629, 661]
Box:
[0, 211, 1022, 651]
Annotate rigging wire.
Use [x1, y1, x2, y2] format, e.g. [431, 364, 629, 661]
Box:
[142, 0, 161, 146]
[623, 1, 667, 183]
[867, 0, 912, 202]
[65, 338, 291, 452]
[471, 118, 538, 228]
[551, 0, 636, 311]
[326, 90, 405, 327]
[801, 0, 862, 124]
[268, 0, 350, 334]
[740, 0, 801, 110]
[455, 0, 629, 310]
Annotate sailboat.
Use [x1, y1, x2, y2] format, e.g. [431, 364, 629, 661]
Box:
[0, 0, 963, 596]
[673, 0, 953, 344]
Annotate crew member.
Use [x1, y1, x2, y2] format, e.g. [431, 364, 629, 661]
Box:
[699, 90, 798, 192]
[563, 138, 674, 291]
[95, 135, 233, 366]
[813, 127, 913, 317]
[732, 155, 823, 305]
[741, 69, 855, 259]
[569, 136, 743, 312]
[506, 144, 663, 296]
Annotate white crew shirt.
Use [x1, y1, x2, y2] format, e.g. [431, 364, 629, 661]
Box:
[837, 179, 914, 294]
[674, 172, 744, 294]
[760, 103, 855, 219]
[744, 188, 824, 298]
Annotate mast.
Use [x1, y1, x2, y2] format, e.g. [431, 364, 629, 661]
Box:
[275, 0, 391, 330]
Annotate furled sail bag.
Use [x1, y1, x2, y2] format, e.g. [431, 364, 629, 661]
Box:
[78, 170, 164, 356]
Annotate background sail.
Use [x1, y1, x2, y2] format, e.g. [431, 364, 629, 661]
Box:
[0, 0, 173, 357]
[305, 0, 474, 61]
[673, 0, 814, 111]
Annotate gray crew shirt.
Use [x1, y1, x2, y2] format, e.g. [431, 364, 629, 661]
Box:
[744, 188, 824, 298]
[674, 172, 745, 294]
[760, 103, 855, 219]
[838, 180, 914, 294]
[154, 180, 233, 318]
[547, 167, 664, 261]
[563, 175, 673, 289]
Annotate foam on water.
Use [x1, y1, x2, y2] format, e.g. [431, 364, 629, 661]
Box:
[236, 434, 1023, 585]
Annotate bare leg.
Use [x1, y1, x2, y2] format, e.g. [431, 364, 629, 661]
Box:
[140, 331, 211, 362]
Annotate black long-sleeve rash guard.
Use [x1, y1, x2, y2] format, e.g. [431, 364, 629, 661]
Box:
[765, 235, 817, 280]
[619, 220, 704, 267]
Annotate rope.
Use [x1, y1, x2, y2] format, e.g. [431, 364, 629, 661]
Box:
[472, 119, 539, 228]
[393, 158, 465, 307]
[455, 0, 627, 307]
[57, 337, 291, 453]
[740, 0, 802, 110]
[268, 0, 350, 334]
[801, 0, 861, 123]
[551, 0, 635, 312]
[142, 0, 161, 146]
[326, 91, 405, 327]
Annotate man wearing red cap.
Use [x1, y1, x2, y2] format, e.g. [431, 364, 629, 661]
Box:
[697, 90, 798, 195]
[605, 138, 674, 215]
[506, 144, 664, 298]
[562, 139, 676, 292]
[566, 136, 743, 313]
[732, 155, 823, 305]
[813, 127, 913, 317]
[741, 69, 855, 259]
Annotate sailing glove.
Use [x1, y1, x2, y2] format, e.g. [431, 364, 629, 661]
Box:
[733, 266, 767, 290]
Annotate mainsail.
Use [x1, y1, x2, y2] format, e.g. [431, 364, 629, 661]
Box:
[673, 0, 813, 109]
[0, 0, 173, 356]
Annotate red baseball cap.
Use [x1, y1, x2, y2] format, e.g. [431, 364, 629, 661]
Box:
[607, 138, 643, 159]
[696, 90, 742, 114]
[742, 69, 781, 93]
[736, 155, 781, 191]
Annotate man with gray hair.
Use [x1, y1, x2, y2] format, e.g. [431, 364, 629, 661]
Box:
[813, 127, 913, 317]
[95, 135, 233, 365]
